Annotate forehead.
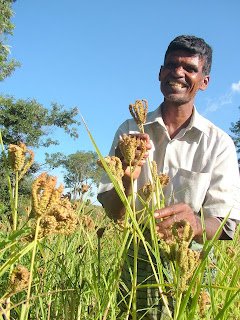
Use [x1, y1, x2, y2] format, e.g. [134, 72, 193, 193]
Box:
[165, 50, 204, 66]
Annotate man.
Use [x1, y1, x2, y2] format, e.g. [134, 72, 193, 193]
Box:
[97, 35, 239, 318]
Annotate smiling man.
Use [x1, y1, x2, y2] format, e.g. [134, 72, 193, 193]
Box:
[97, 35, 240, 318]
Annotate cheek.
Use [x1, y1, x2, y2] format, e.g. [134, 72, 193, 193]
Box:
[159, 68, 168, 81]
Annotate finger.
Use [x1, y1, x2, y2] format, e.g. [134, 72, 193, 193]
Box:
[173, 214, 177, 223]
[131, 159, 146, 166]
[154, 205, 178, 219]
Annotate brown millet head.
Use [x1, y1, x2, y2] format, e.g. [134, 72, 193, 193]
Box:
[39, 215, 58, 237]
[47, 183, 64, 211]
[9, 265, 30, 293]
[32, 172, 58, 217]
[118, 134, 147, 166]
[8, 143, 34, 179]
[18, 149, 35, 181]
[129, 99, 148, 131]
[97, 156, 124, 188]
[198, 290, 211, 317]
[138, 181, 154, 202]
[38, 197, 79, 237]
[158, 173, 170, 187]
[8, 143, 26, 172]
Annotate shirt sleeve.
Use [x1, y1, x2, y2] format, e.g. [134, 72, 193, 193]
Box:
[97, 121, 128, 195]
[203, 134, 240, 222]
[216, 217, 237, 239]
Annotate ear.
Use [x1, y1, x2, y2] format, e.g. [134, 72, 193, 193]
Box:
[158, 66, 163, 81]
[199, 75, 210, 91]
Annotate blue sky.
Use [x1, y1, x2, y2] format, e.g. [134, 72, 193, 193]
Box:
[1, 0, 240, 196]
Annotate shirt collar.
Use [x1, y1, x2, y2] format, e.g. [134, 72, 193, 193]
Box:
[144, 104, 210, 137]
[187, 107, 210, 137]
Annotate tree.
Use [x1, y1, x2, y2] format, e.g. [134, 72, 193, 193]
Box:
[0, 1, 83, 208]
[0, 0, 20, 81]
[230, 107, 240, 165]
[46, 151, 102, 199]
[0, 95, 80, 147]
[0, 2, 80, 149]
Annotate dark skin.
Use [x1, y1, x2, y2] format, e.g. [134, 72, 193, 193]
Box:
[99, 50, 223, 243]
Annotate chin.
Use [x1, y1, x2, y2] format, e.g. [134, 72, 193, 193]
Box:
[164, 94, 189, 105]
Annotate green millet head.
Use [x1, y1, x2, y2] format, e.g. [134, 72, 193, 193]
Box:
[172, 220, 194, 244]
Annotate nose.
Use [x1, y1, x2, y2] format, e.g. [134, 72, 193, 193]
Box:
[172, 65, 184, 76]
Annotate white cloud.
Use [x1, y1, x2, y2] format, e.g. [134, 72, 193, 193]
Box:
[202, 81, 240, 116]
[231, 80, 240, 93]
[203, 92, 232, 115]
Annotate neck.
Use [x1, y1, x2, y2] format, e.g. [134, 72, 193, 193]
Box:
[161, 101, 194, 139]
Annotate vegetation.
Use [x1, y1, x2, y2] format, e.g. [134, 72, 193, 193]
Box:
[230, 106, 240, 165]
[0, 100, 239, 319]
[0, 96, 80, 147]
[0, 0, 20, 81]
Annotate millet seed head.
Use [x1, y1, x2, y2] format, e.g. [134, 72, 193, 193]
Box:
[8, 144, 26, 172]
[118, 134, 147, 166]
[158, 173, 170, 187]
[151, 161, 158, 181]
[138, 182, 154, 202]
[97, 156, 124, 189]
[129, 99, 148, 131]
[198, 290, 211, 317]
[8, 143, 34, 179]
[172, 220, 194, 245]
[38, 197, 79, 237]
[32, 173, 59, 217]
[9, 265, 30, 293]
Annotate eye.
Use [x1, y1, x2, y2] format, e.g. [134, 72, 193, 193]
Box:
[185, 66, 198, 73]
[163, 63, 176, 70]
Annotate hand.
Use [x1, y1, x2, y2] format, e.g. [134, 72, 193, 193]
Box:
[154, 203, 202, 241]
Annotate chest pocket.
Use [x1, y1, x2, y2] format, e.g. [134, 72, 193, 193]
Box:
[168, 168, 211, 213]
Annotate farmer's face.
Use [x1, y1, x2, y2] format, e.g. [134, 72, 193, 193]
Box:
[159, 50, 210, 105]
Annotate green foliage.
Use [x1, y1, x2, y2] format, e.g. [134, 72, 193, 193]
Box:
[0, 129, 239, 319]
[46, 150, 102, 198]
[0, 0, 20, 80]
[0, 95, 80, 147]
[230, 106, 240, 160]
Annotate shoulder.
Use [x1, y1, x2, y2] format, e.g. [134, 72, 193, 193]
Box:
[196, 112, 235, 148]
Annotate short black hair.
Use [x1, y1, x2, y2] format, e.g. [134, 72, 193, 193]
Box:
[165, 35, 212, 75]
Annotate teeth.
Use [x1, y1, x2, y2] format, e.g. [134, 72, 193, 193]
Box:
[168, 81, 184, 88]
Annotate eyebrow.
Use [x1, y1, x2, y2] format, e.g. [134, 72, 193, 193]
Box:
[164, 61, 199, 72]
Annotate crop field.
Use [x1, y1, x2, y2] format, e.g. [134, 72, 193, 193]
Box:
[0, 133, 239, 320]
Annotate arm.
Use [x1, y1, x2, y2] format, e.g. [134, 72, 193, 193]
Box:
[97, 175, 135, 221]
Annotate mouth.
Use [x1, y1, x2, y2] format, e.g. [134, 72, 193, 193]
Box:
[167, 81, 187, 89]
